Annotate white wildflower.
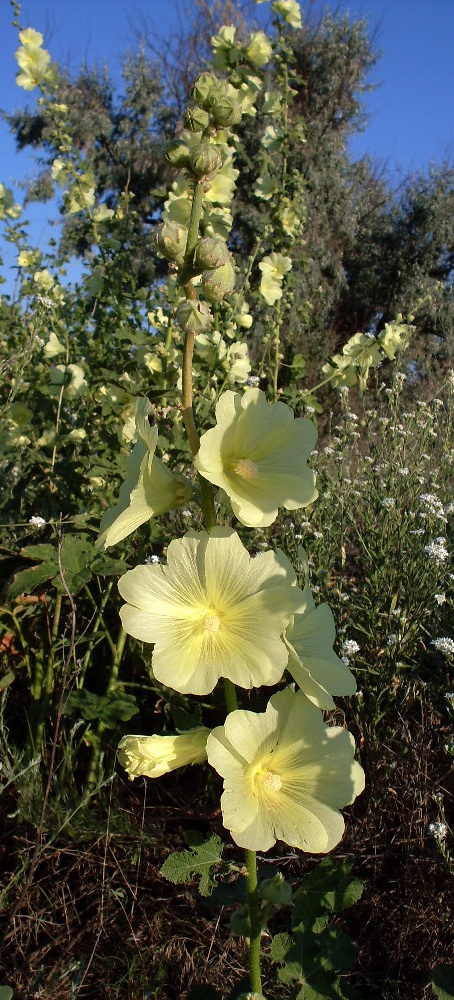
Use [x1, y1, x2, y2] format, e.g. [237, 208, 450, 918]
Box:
[29, 515, 46, 528]
[432, 637, 454, 657]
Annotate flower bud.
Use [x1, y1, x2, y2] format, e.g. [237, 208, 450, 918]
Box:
[202, 259, 235, 302]
[165, 139, 191, 169]
[175, 298, 213, 334]
[154, 221, 188, 264]
[184, 105, 210, 132]
[210, 95, 242, 128]
[193, 237, 229, 272]
[191, 72, 220, 109]
[229, 905, 251, 936]
[188, 143, 222, 180]
[259, 872, 292, 905]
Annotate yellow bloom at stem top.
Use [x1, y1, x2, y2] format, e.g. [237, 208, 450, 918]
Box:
[206, 688, 365, 853]
[118, 527, 305, 695]
[194, 388, 318, 527]
[96, 397, 192, 549]
[118, 727, 210, 779]
[15, 28, 58, 91]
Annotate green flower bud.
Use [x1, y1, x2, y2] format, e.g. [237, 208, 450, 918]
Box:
[193, 237, 229, 271]
[175, 298, 213, 334]
[229, 905, 251, 937]
[165, 139, 191, 169]
[184, 105, 210, 132]
[191, 72, 220, 109]
[210, 95, 242, 128]
[259, 872, 292, 905]
[202, 259, 235, 302]
[188, 143, 222, 180]
[154, 221, 188, 264]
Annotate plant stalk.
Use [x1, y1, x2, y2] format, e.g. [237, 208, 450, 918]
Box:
[246, 848, 262, 994]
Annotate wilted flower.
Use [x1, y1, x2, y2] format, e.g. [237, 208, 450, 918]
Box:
[118, 727, 210, 779]
[194, 388, 317, 527]
[206, 687, 365, 852]
[97, 397, 192, 549]
[119, 528, 304, 695]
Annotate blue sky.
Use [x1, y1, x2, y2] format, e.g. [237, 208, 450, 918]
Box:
[1, 0, 453, 293]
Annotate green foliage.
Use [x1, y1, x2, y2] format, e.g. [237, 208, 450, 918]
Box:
[269, 860, 363, 999]
[432, 966, 454, 1000]
[0, 988, 13, 1000]
[63, 688, 138, 727]
[160, 831, 225, 897]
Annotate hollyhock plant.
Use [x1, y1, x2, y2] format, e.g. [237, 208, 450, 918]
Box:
[96, 397, 192, 549]
[194, 388, 317, 527]
[206, 687, 365, 852]
[118, 727, 210, 779]
[118, 527, 305, 695]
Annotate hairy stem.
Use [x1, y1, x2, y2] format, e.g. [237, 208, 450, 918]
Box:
[246, 848, 262, 994]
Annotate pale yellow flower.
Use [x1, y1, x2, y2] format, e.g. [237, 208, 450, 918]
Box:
[96, 397, 192, 549]
[272, 0, 302, 29]
[194, 388, 317, 528]
[15, 28, 58, 91]
[246, 31, 273, 67]
[258, 252, 292, 305]
[206, 687, 365, 852]
[43, 332, 66, 358]
[254, 173, 279, 203]
[118, 528, 304, 695]
[285, 583, 356, 709]
[118, 727, 210, 779]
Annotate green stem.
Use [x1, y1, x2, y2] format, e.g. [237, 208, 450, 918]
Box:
[223, 678, 238, 714]
[181, 181, 205, 282]
[246, 848, 262, 994]
[85, 625, 128, 790]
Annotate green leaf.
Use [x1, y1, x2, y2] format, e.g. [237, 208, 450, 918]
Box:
[90, 554, 130, 577]
[20, 543, 57, 561]
[63, 689, 138, 726]
[0, 987, 13, 1000]
[270, 932, 294, 964]
[293, 859, 363, 931]
[0, 671, 15, 691]
[172, 703, 202, 732]
[8, 562, 57, 598]
[159, 833, 224, 896]
[432, 965, 454, 999]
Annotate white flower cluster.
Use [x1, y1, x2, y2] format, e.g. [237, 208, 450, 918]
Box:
[419, 493, 446, 521]
[428, 821, 447, 839]
[423, 538, 449, 564]
[29, 515, 46, 528]
[341, 639, 360, 665]
[432, 637, 454, 657]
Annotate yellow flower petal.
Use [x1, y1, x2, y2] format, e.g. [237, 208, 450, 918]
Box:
[194, 388, 317, 527]
[118, 727, 209, 779]
[119, 528, 303, 695]
[207, 688, 364, 852]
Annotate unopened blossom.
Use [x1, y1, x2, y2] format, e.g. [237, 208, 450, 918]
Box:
[194, 388, 317, 528]
[97, 397, 192, 549]
[206, 688, 365, 852]
[119, 528, 304, 695]
[284, 583, 356, 709]
[118, 727, 209, 779]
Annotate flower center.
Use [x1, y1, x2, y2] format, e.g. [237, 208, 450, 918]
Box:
[202, 610, 221, 634]
[233, 458, 259, 480]
[254, 766, 282, 793]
